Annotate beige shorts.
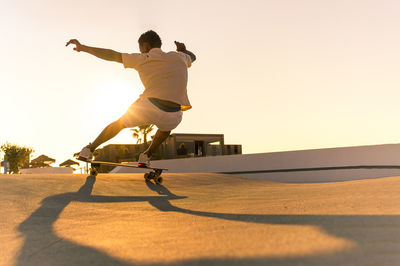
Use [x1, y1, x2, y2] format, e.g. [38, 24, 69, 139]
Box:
[120, 98, 183, 131]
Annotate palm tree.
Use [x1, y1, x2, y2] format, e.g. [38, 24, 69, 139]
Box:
[131, 125, 154, 144]
[1, 143, 34, 173]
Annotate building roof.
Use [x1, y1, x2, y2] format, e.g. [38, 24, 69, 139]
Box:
[60, 159, 79, 167]
[31, 155, 56, 165]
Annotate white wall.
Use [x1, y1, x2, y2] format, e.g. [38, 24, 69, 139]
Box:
[20, 167, 74, 174]
[110, 144, 400, 183]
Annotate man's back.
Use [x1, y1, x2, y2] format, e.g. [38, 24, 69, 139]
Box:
[122, 48, 192, 107]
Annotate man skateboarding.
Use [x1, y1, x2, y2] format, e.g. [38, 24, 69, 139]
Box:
[66, 30, 196, 167]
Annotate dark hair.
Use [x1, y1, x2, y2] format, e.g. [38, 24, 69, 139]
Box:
[138, 30, 162, 48]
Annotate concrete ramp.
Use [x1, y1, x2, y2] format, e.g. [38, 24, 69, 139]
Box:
[1, 173, 400, 265]
[111, 144, 400, 183]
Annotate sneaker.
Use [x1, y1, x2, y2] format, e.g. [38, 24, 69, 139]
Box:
[75, 144, 93, 162]
[138, 153, 150, 168]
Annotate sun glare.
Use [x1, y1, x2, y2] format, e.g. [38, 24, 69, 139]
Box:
[92, 81, 141, 126]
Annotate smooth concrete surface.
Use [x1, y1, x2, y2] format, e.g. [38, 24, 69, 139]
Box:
[0, 173, 399, 266]
[243, 168, 400, 183]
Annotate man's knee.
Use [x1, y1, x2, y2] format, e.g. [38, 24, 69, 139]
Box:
[161, 130, 171, 134]
[158, 130, 171, 136]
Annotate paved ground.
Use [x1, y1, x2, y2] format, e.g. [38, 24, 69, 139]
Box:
[0, 173, 399, 266]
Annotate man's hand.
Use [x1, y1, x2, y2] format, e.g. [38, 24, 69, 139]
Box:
[175, 41, 196, 63]
[66, 39, 84, 52]
[174, 41, 186, 52]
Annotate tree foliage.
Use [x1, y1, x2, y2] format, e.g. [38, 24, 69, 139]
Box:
[1, 143, 34, 174]
[131, 125, 154, 144]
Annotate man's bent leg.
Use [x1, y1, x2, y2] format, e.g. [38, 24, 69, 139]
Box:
[90, 119, 126, 152]
[144, 130, 171, 157]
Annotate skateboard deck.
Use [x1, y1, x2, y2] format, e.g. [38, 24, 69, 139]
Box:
[80, 159, 167, 184]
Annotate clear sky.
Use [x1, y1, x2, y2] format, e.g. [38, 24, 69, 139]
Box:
[1, 0, 400, 165]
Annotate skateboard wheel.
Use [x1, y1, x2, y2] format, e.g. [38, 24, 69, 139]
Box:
[144, 172, 151, 181]
[90, 168, 98, 177]
[154, 176, 163, 185]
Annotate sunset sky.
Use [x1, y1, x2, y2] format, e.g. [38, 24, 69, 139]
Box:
[1, 0, 400, 166]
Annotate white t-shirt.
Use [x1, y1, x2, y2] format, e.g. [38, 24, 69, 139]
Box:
[122, 48, 192, 110]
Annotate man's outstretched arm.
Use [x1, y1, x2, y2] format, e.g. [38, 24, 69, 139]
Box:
[66, 39, 122, 63]
[174, 41, 196, 62]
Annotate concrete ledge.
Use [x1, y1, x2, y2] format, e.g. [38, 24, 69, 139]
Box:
[111, 143, 400, 182]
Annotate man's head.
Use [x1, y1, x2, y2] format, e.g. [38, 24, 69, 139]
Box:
[138, 30, 162, 53]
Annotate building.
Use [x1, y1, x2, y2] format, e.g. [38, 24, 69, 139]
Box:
[163, 133, 226, 159]
[94, 133, 242, 172]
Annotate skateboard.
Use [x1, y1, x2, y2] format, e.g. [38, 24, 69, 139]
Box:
[80, 160, 167, 184]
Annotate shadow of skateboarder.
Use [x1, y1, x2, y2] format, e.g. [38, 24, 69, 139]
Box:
[16, 176, 184, 266]
[15, 176, 400, 266]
